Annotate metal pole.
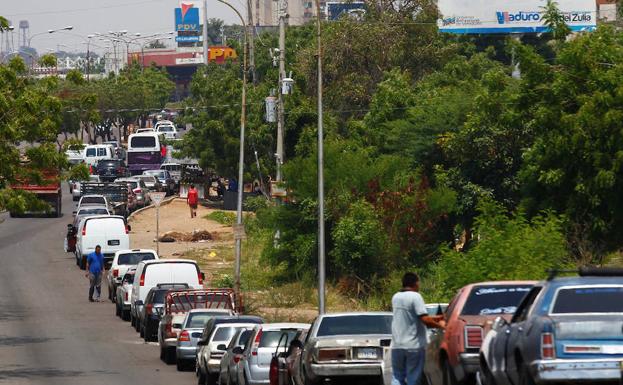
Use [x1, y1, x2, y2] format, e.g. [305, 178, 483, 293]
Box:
[246, 0, 256, 84]
[156, 205, 160, 256]
[315, 0, 325, 315]
[86, 41, 90, 81]
[276, 0, 286, 182]
[203, 0, 209, 66]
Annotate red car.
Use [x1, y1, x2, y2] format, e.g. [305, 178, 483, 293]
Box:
[424, 281, 536, 385]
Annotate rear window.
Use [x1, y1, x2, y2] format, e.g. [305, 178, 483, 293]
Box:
[140, 176, 156, 183]
[462, 285, 533, 316]
[159, 126, 174, 132]
[117, 252, 156, 265]
[123, 274, 135, 284]
[130, 136, 156, 148]
[97, 160, 122, 169]
[78, 208, 109, 216]
[552, 286, 623, 314]
[317, 315, 392, 337]
[86, 217, 125, 233]
[259, 330, 299, 348]
[186, 313, 217, 328]
[81, 196, 106, 205]
[86, 148, 96, 156]
[213, 327, 238, 342]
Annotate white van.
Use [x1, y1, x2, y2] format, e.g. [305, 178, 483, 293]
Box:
[83, 144, 115, 166]
[130, 259, 204, 325]
[127, 132, 166, 175]
[75, 215, 130, 270]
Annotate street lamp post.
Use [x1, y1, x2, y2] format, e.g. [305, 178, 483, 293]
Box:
[215, 0, 248, 301]
[27, 26, 73, 48]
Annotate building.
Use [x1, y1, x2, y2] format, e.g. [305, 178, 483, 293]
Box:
[596, 0, 617, 21]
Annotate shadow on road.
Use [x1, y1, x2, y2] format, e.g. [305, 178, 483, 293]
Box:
[0, 336, 60, 347]
[0, 366, 116, 381]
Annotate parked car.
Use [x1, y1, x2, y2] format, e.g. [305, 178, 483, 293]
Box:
[424, 281, 535, 385]
[96, 159, 129, 182]
[238, 323, 310, 385]
[74, 215, 130, 270]
[115, 268, 136, 321]
[176, 310, 240, 371]
[480, 268, 623, 385]
[139, 284, 191, 341]
[161, 162, 182, 186]
[106, 249, 158, 302]
[196, 316, 265, 385]
[138, 174, 163, 192]
[292, 312, 393, 385]
[268, 329, 310, 385]
[219, 328, 255, 385]
[158, 289, 235, 365]
[130, 259, 205, 332]
[65, 205, 110, 253]
[143, 169, 176, 195]
[115, 177, 151, 207]
[72, 175, 101, 201]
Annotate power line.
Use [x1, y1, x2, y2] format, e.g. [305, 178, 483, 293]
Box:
[5, 0, 167, 17]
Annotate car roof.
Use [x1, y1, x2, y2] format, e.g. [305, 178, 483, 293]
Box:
[114, 249, 157, 256]
[77, 205, 109, 211]
[543, 276, 623, 288]
[211, 316, 264, 323]
[81, 194, 106, 198]
[140, 259, 197, 265]
[460, 281, 537, 291]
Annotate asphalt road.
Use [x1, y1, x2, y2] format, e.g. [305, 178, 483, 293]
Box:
[0, 185, 197, 385]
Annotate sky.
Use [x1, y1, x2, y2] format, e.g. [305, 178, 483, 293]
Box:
[2, 0, 243, 55]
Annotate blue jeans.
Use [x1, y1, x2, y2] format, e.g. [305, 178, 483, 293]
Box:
[391, 348, 425, 385]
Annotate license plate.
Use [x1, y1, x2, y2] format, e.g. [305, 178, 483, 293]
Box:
[108, 240, 120, 246]
[356, 348, 378, 359]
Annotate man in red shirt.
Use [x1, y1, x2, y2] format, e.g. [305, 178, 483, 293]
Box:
[187, 184, 199, 218]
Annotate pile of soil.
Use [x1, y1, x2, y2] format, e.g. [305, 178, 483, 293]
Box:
[159, 230, 219, 243]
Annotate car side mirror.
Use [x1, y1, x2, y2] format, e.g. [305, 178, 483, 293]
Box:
[135, 300, 143, 306]
[232, 346, 244, 355]
[217, 344, 227, 351]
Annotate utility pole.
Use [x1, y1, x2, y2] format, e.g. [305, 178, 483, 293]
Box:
[246, 0, 256, 84]
[203, 0, 209, 66]
[276, 0, 287, 182]
[314, 0, 325, 315]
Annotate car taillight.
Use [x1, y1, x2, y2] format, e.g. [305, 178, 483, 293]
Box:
[133, 188, 142, 194]
[198, 272, 203, 285]
[125, 292, 128, 301]
[139, 271, 145, 286]
[252, 329, 262, 356]
[179, 330, 190, 342]
[233, 354, 242, 364]
[269, 357, 279, 385]
[541, 332, 555, 359]
[125, 225, 129, 234]
[82, 223, 87, 236]
[464, 326, 483, 349]
[112, 269, 119, 278]
[165, 322, 176, 338]
[146, 303, 153, 315]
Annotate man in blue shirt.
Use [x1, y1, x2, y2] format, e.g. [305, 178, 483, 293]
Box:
[391, 272, 446, 385]
[85, 245, 105, 302]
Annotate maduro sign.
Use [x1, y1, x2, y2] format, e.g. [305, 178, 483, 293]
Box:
[438, 0, 596, 34]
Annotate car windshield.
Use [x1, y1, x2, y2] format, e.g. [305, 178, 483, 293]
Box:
[145, 171, 164, 178]
[78, 208, 108, 216]
[552, 286, 623, 314]
[462, 285, 533, 316]
[316, 315, 392, 337]
[117, 252, 156, 265]
[159, 126, 174, 132]
[212, 327, 238, 342]
[81, 196, 105, 205]
[259, 330, 299, 348]
[185, 313, 216, 328]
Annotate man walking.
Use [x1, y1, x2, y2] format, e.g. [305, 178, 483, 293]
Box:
[391, 272, 445, 385]
[187, 183, 198, 218]
[85, 245, 105, 302]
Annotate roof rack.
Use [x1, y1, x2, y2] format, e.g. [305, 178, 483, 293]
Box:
[547, 267, 623, 280]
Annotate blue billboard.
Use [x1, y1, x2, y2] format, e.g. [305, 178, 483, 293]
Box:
[175, 7, 200, 32]
[327, 2, 366, 20]
[176, 35, 201, 42]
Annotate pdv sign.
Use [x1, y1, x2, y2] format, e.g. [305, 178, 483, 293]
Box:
[175, 5, 200, 32]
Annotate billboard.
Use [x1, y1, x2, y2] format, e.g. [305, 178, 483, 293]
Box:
[327, 2, 366, 20]
[175, 5, 200, 32]
[437, 0, 597, 34]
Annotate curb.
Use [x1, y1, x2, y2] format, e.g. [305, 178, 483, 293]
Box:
[127, 196, 179, 223]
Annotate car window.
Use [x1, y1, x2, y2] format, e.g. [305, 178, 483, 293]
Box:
[117, 252, 156, 265]
[186, 313, 216, 329]
[212, 327, 238, 342]
[97, 148, 108, 156]
[238, 329, 252, 346]
[122, 274, 135, 284]
[152, 290, 168, 304]
[445, 290, 462, 317]
[78, 208, 109, 216]
[511, 286, 542, 323]
[259, 330, 299, 348]
[461, 285, 533, 316]
[159, 126, 174, 132]
[551, 286, 623, 314]
[316, 315, 392, 337]
[81, 196, 106, 205]
[86, 148, 96, 156]
[130, 136, 156, 148]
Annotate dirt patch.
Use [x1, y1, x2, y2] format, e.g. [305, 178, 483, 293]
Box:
[159, 230, 219, 242]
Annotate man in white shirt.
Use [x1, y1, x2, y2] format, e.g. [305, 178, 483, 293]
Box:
[391, 272, 445, 385]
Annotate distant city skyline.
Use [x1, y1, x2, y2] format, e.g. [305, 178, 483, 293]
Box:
[3, 0, 243, 55]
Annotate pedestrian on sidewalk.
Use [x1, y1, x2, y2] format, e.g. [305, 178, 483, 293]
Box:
[391, 272, 445, 385]
[187, 183, 198, 218]
[85, 245, 105, 302]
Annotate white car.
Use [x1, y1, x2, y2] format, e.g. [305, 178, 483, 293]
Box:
[135, 128, 155, 134]
[130, 259, 205, 331]
[106, 249, 159, 302]
[75, 215, 130, 270]
[156, 124, 178, 139]
[115, 268, 136, 321]
[83, 144, 115, 166]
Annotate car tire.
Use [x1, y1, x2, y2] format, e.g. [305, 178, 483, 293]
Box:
[122, 309, 130, 322]
[442, 358, 458, 385]
[79, 256, 86, 270]
[518, 361, 536, 385]
[197, 368, 206, 385]
[164, 347, 176, 365]
[130, 313, 136, 327]
[135, 319, 141, 332]
[115, 301, 121, 317]
[160, 346, 166, 361]
[206, 372, 218, 385]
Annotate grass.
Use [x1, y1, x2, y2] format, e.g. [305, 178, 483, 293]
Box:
[204, 211, 237, 226]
